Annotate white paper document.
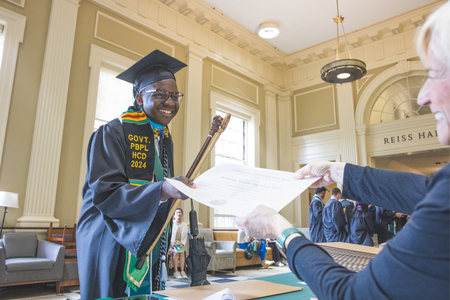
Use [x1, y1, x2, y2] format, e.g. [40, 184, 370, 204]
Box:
[166, 163, 320, 217]
[202, 288, 236, 300]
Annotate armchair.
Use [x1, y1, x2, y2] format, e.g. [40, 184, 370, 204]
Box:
[0, 232, 65, 292]
[196, 228, 237, 276]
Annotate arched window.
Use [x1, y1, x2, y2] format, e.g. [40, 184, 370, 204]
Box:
[370, 75, 431, 124]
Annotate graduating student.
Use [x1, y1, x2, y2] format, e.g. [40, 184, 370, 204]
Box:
[350, 202, 375, 246]
[77, 50, 196, 300]
[237, 2, 450, 299]
[339, 195, 354, 235]
[309, 187, 327, 243]
[322, 187, 348, 242]
[370, 206, 395, 244]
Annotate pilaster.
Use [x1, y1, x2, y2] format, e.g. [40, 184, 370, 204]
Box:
[277, 90, 295, 223]
[264, 85, 279, 170]
[17, 0, 80, 227]
[336, 83, 358, 165]
[181, 45, 206, 219]
[356, 125, 368, 166]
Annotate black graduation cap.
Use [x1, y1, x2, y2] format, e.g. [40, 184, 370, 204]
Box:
[116, 49, 187, 94]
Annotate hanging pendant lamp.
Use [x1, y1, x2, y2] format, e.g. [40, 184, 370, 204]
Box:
[320, 0, 367, 84]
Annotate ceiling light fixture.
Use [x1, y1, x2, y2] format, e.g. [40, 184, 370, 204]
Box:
[258, 22, 279, 39]
[320, 0, 367, 84]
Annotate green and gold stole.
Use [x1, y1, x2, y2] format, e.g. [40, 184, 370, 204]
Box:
[119, 106, 172, 291]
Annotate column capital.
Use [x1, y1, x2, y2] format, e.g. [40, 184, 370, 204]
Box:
[185, 44, 207, 62]
[356, 124, 367, 136]
[61, 0, 81, 7]
[264, 84, 280, 96]
[278, 89, 292, 102]
[335, 82, 353, 91]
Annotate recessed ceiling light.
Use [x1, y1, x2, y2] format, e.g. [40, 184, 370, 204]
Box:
[258, 22, 279, 39]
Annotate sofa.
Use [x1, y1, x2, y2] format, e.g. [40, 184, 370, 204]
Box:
[0, 232, 65, 292]
[213, 231, 273, 267]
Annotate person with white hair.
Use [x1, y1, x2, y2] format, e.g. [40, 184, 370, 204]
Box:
[236, 2, 450, 299]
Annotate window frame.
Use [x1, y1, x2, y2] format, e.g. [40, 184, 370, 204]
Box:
[76, 44, 136, 217]
[0, 7, 26, 169]
[209, 91, 260, 229]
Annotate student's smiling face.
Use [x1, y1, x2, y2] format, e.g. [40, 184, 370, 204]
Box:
[136, 78, 179, 126]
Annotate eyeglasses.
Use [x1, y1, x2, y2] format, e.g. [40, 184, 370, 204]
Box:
[140, 89, 184, 103]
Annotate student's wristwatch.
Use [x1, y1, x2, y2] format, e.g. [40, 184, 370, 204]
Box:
[275, 227, 303, 258]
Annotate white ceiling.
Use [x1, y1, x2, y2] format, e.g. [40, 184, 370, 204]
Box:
[375, 148, 450, 175]
[202, 0, 439, 55]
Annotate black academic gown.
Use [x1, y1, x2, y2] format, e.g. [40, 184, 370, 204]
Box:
[350, 209, 375, 246]
[340, 199, 354, 235]
[323, 197, 348, 242]
[373, 206, 395, 244]
[77, 119, 174, 300]
[309, 196, 326, 243]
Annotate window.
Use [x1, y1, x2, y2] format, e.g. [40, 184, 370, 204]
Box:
[0, 24, 4, 67]
[213, 111, 248, 227]
[0, 7, 26, 170]
[209, 91, 260, 228]
[370, 75, 431, 124]
[215, 111, 246, 166]
[94, 64, 133, 130]
[77, 45, 136, 217]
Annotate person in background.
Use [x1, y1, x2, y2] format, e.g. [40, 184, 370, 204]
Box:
[237, 228, 274, 268]
[350, 202, 375, 246]
[394, 212, 409, 234]
[322, 187, 348, 242]
[339, 194, 354, 237]
[370, 206, 396, 244]
[309, 187, 328, 243]
[236, 2, 450, 298]
[170, 208, 188, 279]
[266, 238, 287, 267]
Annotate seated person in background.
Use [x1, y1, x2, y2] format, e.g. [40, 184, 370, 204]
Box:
[323, 187, 348, 242]
[170, 208, 188, 279]
[237, 228, 274, 269]
[350, 202, 375, 246]
[266, 238, 287, 267]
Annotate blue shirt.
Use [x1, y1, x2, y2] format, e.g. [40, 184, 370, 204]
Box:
[287, 164, 449, 299]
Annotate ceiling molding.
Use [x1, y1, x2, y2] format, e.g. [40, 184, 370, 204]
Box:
[89, 0, 443, 89]
[157, 0, 441, 72]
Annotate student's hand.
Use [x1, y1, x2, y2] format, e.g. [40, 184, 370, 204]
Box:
[160, 175, 196, 200]
[294, 160, 346, 187]
[236, 205, 292, 240]
[395, 212, 404, 218]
